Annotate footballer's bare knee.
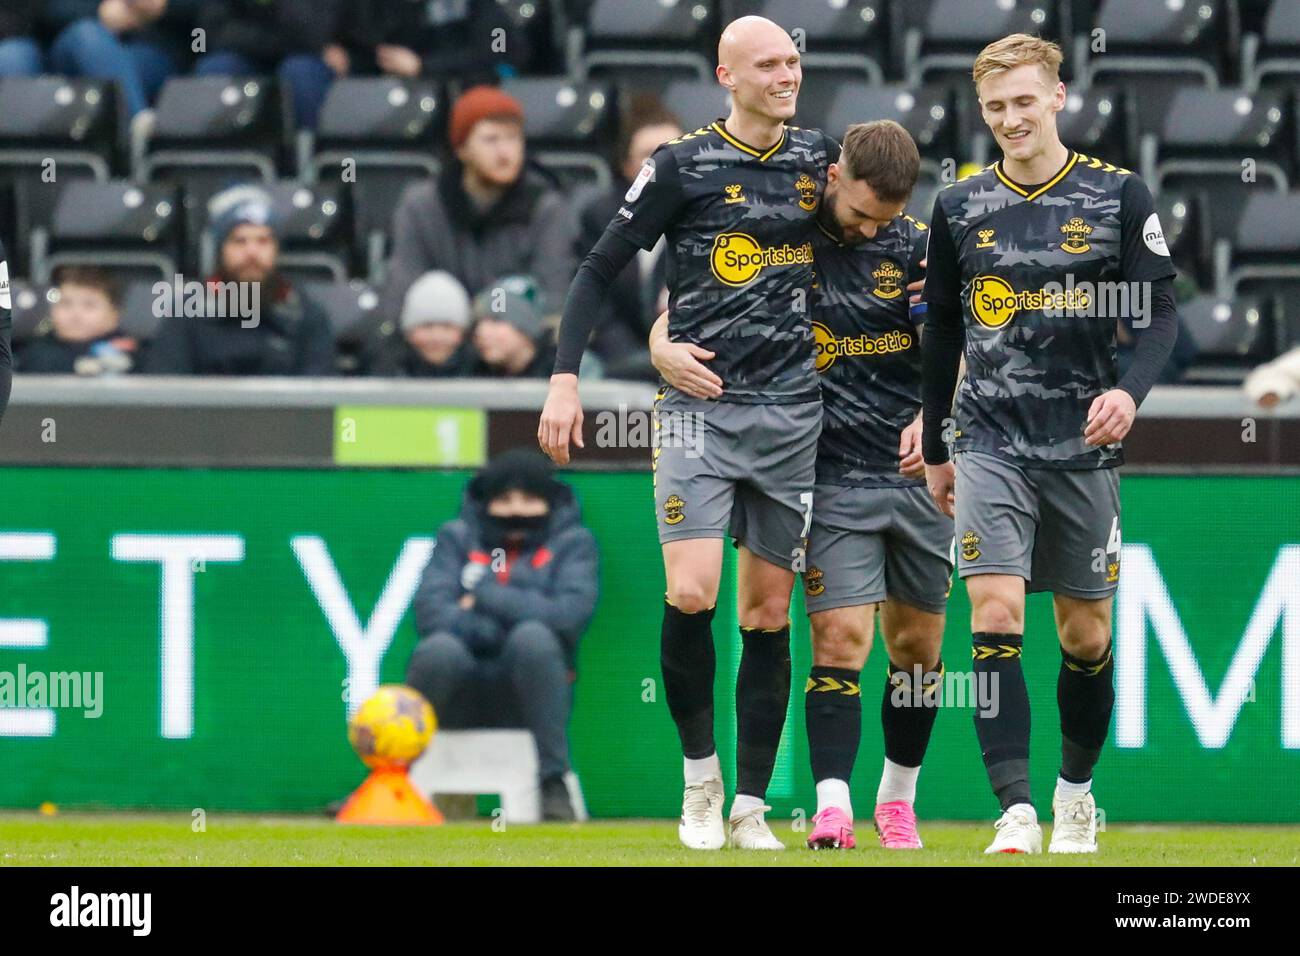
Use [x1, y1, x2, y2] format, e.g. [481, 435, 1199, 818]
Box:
[1054, 593, 1113, 660]
[968, 574, 1026, 634]
[735, 546, 795, 629]
[810, 605, 874, 670]
[662, 538, 723, 613]
[881, 600, 945, 669]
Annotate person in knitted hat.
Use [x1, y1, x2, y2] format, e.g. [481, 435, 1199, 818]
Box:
[369, 270, 474, 377]
[470, 275, 556, 379]
[144, 182, 335, 376]
[374, 85, 575, 349]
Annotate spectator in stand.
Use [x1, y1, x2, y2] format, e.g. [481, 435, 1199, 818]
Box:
[406, 448, 598, 821]
[1246, 346, 1300, 408]
[0, 1, 42, 76]
[367, 270, 474, 377]
[194, 0, 342, 130]
[43, 0, 202, 124]
[144, 184, 335, 376]
[377, 85, 575, 338]
[328, 0, 528, 86]
[572, 96, 681, 380]
[17, 266, 139, 374]
[469, 276, 556, 379]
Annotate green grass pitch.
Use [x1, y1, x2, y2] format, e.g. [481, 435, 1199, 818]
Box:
[2, 814, 1297, 866]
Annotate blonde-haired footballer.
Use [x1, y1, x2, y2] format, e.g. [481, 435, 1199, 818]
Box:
[920, 34, 1180, 853]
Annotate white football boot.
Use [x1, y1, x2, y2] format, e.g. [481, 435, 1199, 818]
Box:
[1049, 790, 1098, 854]
[728, 804, 785, 850]
[984, 803, 1043, 854]
[678, 777, 726, 850]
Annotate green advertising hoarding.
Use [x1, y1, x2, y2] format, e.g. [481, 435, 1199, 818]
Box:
[0, 467, 1296, 822]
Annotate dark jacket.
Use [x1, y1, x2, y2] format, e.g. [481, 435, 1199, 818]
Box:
[17, 331, 138, 374]
[412, 479, 598, 667]
[367, 335, 474, 378]
[378, 160, 576, 330]
[468, 335, 557, 380]
[197, 0, 341, 62]
[0, 0, 40, 39]
[143, 275, 336, 375]
[335, 0, 526, 81]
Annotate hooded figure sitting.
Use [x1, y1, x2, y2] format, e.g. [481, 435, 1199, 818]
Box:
[406, 448, 599, 820]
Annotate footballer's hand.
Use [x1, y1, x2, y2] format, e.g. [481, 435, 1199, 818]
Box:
[907, 257, 927, 307]
[1084, 388, 1137, 446]
[898, 414, 925, 477]
[650, 325, 722, 399]
[925, 460, 956, 518]
[538, 374, 584, 464]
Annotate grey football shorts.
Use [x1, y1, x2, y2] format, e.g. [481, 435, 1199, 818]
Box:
[652, 386, 821, 569]
[954, 450, 1122, 599]
[802, 482, 955, 615]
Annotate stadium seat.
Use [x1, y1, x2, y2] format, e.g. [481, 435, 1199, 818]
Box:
[408, 729, 588, 824]
[648, 78, 733, 129]
[724, 0, 886, 82]
[194, 180, 351, 282]
[794, 83, 953, 176]
[295, 277, 380, 375]
[1079, 0, 1227, 90]
[900, 0, 1059, 86]
[304, 78, 443, 282]
[1178, 292, 1276, 383]
[500, 76, 615, 190]
[1155, 188, 1206, 284]
[30, 180, 179, 284]
[9, 281, 52, 345]
[1147, 87, 1290, 191]
[0, 77, 117, 182]
[575, 0, 716, 83]
[137, 76, 284, 185]
[1218, 190, 1300, 294]
[1243, 0, 1300, 89]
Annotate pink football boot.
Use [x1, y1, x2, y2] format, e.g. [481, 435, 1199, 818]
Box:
[874, 800, 923, 849]
[806, 806, 855, 849]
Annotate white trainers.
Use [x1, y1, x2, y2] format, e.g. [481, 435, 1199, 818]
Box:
[1049, 790, 1098, 854]
[678, 778, 726, 850]
[728, 804, 785, 850]
[984, 803, 1043, 854]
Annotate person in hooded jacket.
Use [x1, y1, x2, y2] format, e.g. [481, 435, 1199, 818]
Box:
[406, 449, 599, 820]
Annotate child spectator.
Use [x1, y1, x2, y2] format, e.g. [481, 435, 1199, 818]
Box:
[18, 266, 138, 374]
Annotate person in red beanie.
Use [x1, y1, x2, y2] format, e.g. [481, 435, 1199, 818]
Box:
[371, 85, 576, 376]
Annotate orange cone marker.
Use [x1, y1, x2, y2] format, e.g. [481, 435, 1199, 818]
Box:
[336, 767, 444, 826]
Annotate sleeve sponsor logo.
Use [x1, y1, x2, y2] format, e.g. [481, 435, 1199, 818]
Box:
[625, 159, 655, 203]
[1142, 212, 1170, 257]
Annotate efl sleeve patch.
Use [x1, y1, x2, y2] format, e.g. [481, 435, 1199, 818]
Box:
[625, 159, 655, 203]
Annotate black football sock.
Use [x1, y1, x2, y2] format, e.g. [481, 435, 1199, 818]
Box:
[882, 658, 943, 768]
[804, 665, 862, 784]
[660, 600, 717, 760]
[972, 632, 1032, 811]
[1057, 641, 1115, 785]
[735, 623, 791, 799]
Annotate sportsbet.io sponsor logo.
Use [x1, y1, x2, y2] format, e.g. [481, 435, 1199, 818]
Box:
[709, 232, 813, 287]
[969, 274, 1091, 329]
[812, 321, 914, 372]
